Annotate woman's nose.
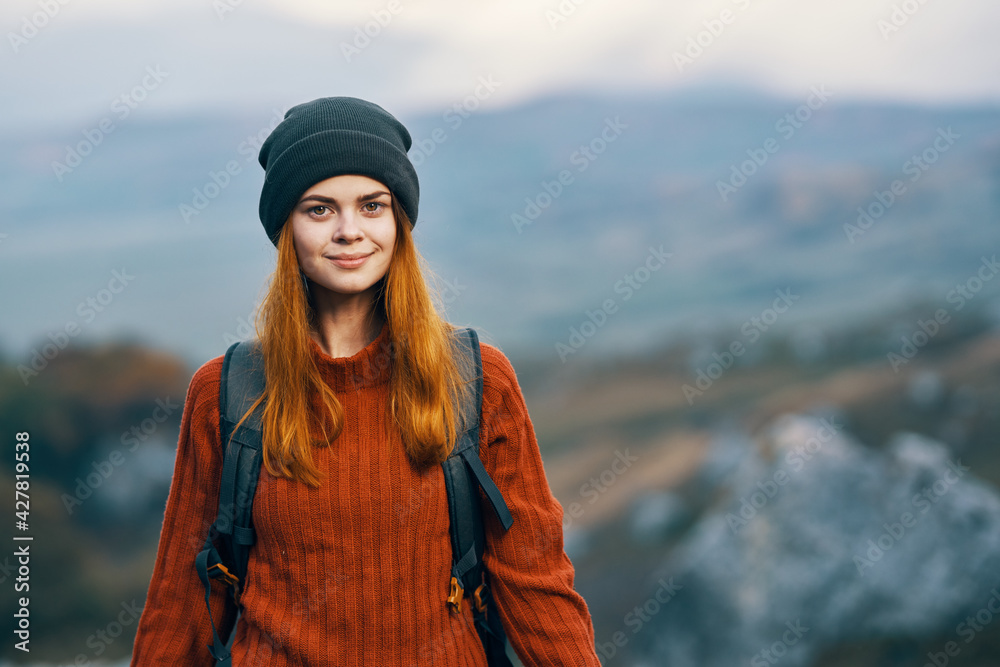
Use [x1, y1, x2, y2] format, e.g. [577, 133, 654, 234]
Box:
[332, 212, 363, 241]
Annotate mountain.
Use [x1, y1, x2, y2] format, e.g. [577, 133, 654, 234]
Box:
[2, 91, 999, 368]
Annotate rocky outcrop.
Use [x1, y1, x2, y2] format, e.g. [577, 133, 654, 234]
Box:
[632, 414, 1000, 666]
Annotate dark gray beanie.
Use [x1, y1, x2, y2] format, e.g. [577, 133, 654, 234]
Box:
[257, 96, 419, 246]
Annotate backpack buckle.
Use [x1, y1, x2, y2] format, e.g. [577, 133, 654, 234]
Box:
[208, 562, 240, 587]
[207, 562, 242, 605]
[472, 583, 489, 614]
[447, 576, 464, 613]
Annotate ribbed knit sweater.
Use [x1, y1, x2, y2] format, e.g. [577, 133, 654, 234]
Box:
[130, 322, 600, 666]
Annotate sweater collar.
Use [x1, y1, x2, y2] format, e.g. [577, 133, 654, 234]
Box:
[306, 321, 392, 390]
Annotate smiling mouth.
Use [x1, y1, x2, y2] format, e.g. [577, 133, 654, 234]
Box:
[326, 253, 372, 268]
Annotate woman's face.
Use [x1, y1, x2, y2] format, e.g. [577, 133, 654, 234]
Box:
[290, 174, 396, 304]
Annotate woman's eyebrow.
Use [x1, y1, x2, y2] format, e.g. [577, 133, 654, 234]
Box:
[298, 191, 391, 205]
[358, 191, 391, 202]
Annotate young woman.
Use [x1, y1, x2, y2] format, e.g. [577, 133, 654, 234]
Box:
[130, 97, 601, 665]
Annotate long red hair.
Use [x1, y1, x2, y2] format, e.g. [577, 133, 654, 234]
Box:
[228, 198, 473, 487]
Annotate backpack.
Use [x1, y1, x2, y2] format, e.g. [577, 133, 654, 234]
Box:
[195, 327, 515, 665]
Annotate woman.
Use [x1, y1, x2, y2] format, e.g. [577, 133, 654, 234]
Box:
[130, 97, 600, 665]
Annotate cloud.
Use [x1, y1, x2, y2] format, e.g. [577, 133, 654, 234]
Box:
[1, 0, 998, 133]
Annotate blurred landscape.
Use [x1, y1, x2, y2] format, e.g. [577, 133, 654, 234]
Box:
[4, 90, 1000, 365]
[2, 90, 1000, 665]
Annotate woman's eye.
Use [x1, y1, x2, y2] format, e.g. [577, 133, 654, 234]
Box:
[363, 202, 385, 213]
[309, 205, 328, 215]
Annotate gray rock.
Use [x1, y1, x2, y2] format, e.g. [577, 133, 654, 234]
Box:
[634, 414, 1000, 667]
[629, 491, 690, 544]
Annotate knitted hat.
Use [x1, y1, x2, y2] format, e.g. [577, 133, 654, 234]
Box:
[257, 96, 419, 246]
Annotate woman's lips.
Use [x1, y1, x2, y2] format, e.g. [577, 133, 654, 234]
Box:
[327, 253, 371, 268]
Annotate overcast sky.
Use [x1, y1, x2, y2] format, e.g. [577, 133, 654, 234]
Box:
[2, 0, 999, 130]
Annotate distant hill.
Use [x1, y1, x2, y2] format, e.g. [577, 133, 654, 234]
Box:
[2, 91, 999, 367]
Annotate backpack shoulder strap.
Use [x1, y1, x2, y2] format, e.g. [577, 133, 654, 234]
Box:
[446, 328, 514, 529]
[195, 338, 266, 665]
[195, 331, 515, 664]
[441, 327, 515, 666]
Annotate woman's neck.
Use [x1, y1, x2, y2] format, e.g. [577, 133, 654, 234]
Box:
[307, 287, 386, 359]
[309, 311, 385, 359]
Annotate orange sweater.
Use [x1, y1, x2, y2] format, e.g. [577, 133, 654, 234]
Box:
[131, 322, 600, 666]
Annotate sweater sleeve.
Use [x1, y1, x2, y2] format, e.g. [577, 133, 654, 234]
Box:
[131, 356, 231, 666]
[477, 343, 601, 666]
